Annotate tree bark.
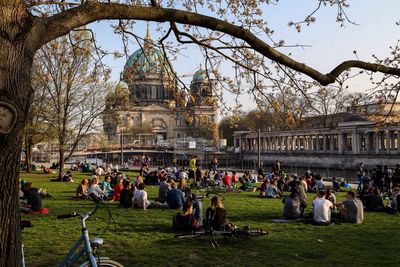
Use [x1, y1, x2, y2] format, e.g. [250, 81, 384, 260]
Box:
[25, 139, 33, 173]
[0, 2, 34, 266]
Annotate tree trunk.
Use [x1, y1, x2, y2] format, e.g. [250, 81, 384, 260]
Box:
[24, 133, 33, 173]
[58, 148, 65, 179]
[0, 3, 34, 265]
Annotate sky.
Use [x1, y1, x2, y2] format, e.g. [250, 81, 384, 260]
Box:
[88, 0, 400, 112]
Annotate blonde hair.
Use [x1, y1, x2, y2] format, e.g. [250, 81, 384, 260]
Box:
[211, 196, 224, 209]
[178, 179, 187, 190]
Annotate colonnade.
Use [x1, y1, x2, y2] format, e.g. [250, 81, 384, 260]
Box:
[234, 128, 400, 155]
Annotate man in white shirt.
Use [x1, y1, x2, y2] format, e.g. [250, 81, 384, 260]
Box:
[134, 183, 150, 210]
[312, 190, 333, 224]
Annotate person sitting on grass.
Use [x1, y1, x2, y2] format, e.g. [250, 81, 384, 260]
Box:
[332, 177, 341, 192]
[184, 188, 202, 225]
[166, 181, 185, 209]
[368, 187, 384, 212]
[88, 176, 107, 200]
[20, 182, 42, 213]
[315, 175, 325, 190]
[172, 201, 202, 232]
[386, 187, 400, 214]
[112, 178, 124, 202]
[325, 188, 337, 213]
[177, 178, 187, 191]
[282, 189, 301, 220]
[238, 177, 253, 191]
[158, 176, 170, 203]
[312, 190, 333, 225]
[266, 179, 283, 198]
[120, 181, 135, 208]
[205, 196, 228, 231]
[133, 183, 150, 210]
[101, 175, 113, 198]
[231, 171, 239, 188]
[259, 179, 269, 197]
[334, 190, 364, 224]
[75, 178, 89, 199]
[222, 171, 232, 189]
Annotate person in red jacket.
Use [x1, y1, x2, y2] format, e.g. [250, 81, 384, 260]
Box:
[112, 178, 124, 201]
[222, 171, 232, 189]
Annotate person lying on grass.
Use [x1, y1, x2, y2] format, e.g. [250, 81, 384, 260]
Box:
[172, 201, 202, 233]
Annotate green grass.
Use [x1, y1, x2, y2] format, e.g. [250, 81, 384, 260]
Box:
[21, 171, 400, 267]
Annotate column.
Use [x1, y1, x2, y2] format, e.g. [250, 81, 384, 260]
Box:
[351, 130, 359, 154]
[398, 130, 400, 153]
[330, 134, 334, 153]
[316, 135, 320, 152]
[374, 132, 380, 154]
[365, 131, 370, 154]
[338, 132, 344, 154]
[386, 130, 391, 154]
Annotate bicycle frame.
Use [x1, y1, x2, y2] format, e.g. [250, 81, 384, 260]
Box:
[57, 227, 96, 267]
[57, 202, 101, 267]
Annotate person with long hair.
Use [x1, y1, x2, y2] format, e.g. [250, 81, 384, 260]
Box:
[76, 178, 89, 199]
[205, 196, 228, 231]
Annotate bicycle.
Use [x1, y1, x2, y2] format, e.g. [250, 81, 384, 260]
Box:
[175, 227, 268, 249]
[56, 194, 123, 267]
[21, 220, 33, 267]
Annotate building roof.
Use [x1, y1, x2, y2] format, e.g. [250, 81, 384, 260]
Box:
[343, 113, 369, 122]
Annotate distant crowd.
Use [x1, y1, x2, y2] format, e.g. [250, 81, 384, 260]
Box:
[20, 157, 400, 232]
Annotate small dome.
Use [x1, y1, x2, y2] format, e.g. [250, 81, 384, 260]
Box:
[192, 69, 208, 82]
[343, 113, 368, 122]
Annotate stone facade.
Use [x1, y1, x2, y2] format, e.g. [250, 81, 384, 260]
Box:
[234, 114, 400, 169]
[102, 27, 217, 144]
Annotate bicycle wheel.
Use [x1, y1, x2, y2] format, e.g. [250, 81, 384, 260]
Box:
[81, 259, 124, 267]
[205, 192, 225, 201]
[242, 229, 268, 237]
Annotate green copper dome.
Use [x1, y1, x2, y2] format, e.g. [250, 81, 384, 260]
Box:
[192, 69, 208, 82]
[122, 39, 174, 82]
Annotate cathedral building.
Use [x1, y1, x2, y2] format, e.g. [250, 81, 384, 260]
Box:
[102, 28, 218, 144]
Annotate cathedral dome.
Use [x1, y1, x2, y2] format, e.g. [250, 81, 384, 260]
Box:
[192, 69, 208, 82]
[121, 29, 174, 83]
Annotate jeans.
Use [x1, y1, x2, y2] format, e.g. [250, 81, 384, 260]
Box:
[193, 200, 203, 225]
[357, 175, 363, 192]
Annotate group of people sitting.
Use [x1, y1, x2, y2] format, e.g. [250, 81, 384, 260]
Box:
[173, 196, 231, 233]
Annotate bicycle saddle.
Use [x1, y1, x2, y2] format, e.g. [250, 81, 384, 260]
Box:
[90, 238, 104, 248]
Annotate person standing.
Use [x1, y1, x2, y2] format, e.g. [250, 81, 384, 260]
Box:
[357, 163, 365, 192]
[188, 155, 197, 182]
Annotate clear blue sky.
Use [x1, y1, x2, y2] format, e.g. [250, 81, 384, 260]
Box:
[88, 0, 400, 111]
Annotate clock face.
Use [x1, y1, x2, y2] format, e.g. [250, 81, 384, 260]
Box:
[0, 102, 17, 134]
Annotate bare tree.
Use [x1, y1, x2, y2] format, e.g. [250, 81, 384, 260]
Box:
[33, 31, 109, 179]
[1, 1, 400, 265]
[23, 74, 55, 172]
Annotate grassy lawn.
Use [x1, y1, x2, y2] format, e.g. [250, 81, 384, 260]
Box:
[20, 171, 400, 267]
